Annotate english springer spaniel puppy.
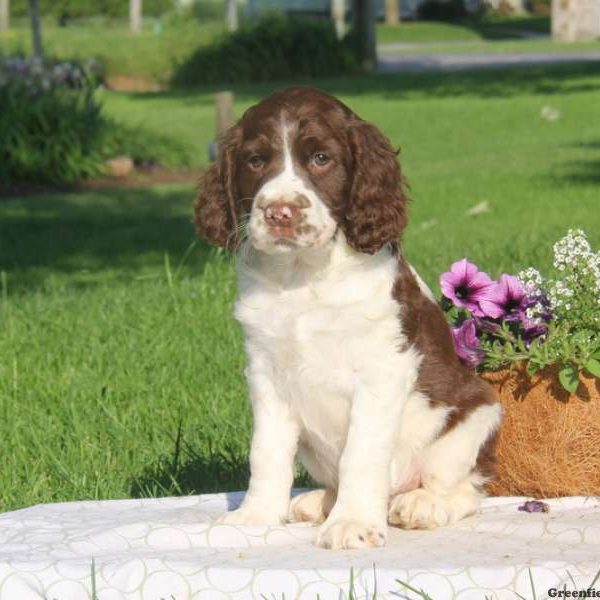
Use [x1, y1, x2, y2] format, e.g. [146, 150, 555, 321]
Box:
[194, 86, 501, 550]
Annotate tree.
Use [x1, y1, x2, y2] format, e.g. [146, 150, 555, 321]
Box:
[0, 0, 9, 33]
[352, 0, 376, 72]
[385, 0, 400, 25]
[27, 0, 43, 58]
[226, 0, 238, 32]
[331, 0, 346, 39]
[130, 0, 142, 34]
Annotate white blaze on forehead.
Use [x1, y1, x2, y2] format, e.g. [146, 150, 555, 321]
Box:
[257, 118, 301, 200]
[281, 118, 296, 178]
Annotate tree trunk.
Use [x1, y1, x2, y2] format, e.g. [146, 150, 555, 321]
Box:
[27, 0, 43, 59]
[130, 0, 142, 34]
[225, 0, 238, 32]
[552, 0, 600, 41]
[385, 0, 400, 25]
[0, 0, 9, 33]
[352, 0, 376, 72]
[331, 0, 346, 39]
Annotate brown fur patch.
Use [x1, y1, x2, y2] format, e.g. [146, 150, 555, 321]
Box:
[392, 257, 500, 487]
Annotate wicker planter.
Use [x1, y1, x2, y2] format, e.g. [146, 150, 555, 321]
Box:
[481, 365, 600, 498]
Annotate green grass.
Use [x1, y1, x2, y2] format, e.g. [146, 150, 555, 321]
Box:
[376, 15, 551, 44]
[0, 18, 224, 82]
[382, 38, 600, 55]
[0, 15, 568, 85]
[1, 63, 600, 511]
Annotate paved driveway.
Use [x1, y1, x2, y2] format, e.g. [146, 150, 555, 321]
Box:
[378, 46, 600, 72]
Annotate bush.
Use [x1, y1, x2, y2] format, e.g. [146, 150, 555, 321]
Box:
[0, 56, 189, 185]
[171, 14, 359, 87]
[418, 0, 467, 20]
[10, 0, 173, 19]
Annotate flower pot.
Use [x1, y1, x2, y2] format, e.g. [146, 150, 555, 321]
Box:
[481, 365, 600, 498]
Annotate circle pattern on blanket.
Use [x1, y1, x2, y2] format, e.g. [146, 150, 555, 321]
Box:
[0, 493, 598, 599]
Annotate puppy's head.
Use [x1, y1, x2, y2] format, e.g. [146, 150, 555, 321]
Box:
[194, 86, 408, 255]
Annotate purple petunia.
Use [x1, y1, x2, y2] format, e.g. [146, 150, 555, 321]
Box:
[451, 319, 485, 369]
[440, 259, 497, 317]
[479, 274, 529, 320]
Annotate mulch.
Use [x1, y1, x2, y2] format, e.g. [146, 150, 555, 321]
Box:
[0, 168, 201, 199]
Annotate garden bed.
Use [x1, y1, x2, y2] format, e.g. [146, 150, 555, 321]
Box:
[0, 167, 199, 199]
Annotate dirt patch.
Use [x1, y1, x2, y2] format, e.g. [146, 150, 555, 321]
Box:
[105, 75, 167, 93]
[0, 167, 201, 199]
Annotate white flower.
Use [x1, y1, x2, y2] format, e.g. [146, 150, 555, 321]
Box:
[518, 267, 544, 295]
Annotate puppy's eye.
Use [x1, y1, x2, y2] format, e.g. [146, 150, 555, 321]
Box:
[247, 155, 265, 170]
[311, 152, 330, 167]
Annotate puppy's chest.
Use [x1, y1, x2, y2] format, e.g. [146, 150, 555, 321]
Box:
[235, 270, 403, 398]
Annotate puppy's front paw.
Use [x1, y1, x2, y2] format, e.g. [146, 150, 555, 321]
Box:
[216, 505, 285, 526]
[315, 519, 387, 550]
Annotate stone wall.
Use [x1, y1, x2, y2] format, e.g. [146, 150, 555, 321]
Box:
[552, 0, 600, 41]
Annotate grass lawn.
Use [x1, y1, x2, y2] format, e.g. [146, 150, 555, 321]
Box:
[0, 18, 224, 82]
[377, 15, 551, 44]
[0, 15, 573, 85]
[1, 63, 600, 511]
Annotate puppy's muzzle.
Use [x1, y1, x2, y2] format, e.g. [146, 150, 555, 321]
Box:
[263, 202, 301, 238]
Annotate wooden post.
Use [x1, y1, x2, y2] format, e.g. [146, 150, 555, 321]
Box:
[0, 0, 9, 33]
[215, 91, 235, 137]
[331, 0, 346, 39]
[130, 0, 142, 34]
[27, 0, 43, 59]
[385, 0, 400, 25]
[352, 0, 376, 72]
[226, 0, 238, 32]
[209, 91, 235, 161]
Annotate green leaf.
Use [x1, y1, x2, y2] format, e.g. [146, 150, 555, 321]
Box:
[584, 358, 600, 378]
[592, 348, 600, 360]
[559, 364, 580, 394]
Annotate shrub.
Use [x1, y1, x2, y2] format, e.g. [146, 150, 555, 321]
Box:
[0, 56, 190, 185]
[418, 0, 467, 20]
[171, 14, 359, 87]
[10, 0, 173, 19]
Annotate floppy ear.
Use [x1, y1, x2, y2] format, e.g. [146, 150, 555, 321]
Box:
[343, 119, 408, 254]
[193, 126, 241, 250]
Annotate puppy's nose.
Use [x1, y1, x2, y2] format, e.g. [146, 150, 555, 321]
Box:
[263, 202, 301, 227]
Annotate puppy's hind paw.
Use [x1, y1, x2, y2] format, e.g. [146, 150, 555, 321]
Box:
[288, 489, 335, 524]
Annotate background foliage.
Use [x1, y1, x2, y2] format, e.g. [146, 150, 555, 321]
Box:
[171, 14, 360, 87]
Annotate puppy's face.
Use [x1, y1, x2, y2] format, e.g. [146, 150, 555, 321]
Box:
[195, 86, 408, 255]
[239, 110, 347, 254]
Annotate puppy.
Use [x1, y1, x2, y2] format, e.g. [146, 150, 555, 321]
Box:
[194, 86, 501, 550]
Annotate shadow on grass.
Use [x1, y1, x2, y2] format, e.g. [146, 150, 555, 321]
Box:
[459, 15, 550, 39]
[553, 140, 600, 186]
[131, 62, 600, 106]
[0, 185, 217, 293]
[130, 423, 313, 500]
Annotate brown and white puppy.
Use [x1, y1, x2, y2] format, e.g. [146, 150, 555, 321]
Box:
[194, 86, 501, 550]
